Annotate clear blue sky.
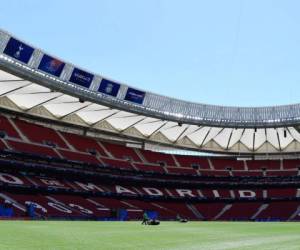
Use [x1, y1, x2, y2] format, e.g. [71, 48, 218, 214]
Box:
[1, 0, 300, 107]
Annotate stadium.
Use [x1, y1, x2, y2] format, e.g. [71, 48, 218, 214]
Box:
[1, 3, 300, 249]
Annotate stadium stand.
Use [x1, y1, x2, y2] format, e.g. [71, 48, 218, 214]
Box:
[139, 150, 176, 166]
[0, 116, 21, 138]
[0, 115, 300, 221]
[217, 202, 263, 221]
[62, 132, 107, 156]
[7, 140, 60, 158]
[2, 27, 300, 227]
[175, 155, 211, 169]
[101, 142, 142, 162]
[14, 119, 68, 148]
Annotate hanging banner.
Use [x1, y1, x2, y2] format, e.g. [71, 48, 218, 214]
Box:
[124, 88, 145, 104]
[69, 68, 94, 88]
[38, 54, 65, 77]
[3, 37, 34, 64]
[98, 78, 120, 97]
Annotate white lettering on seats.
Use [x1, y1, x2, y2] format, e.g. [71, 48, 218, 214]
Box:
[143, 187, 163, 196]
[115, 185, 136, 195]
[75, 182, 104, 192]
[176, 189, 195, 197]
[47, 202, 72, 213]
[69, 203, 93, 214]
[0, 173, 24, 185]
[25, 201, 47, 213]
[212, 190, 220, 198]
[40, 179, 64, 187]
[239, 190, 256, 198]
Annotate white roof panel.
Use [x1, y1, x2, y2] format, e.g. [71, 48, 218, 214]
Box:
[254, 129, 266, 150]
[0, 69, 300, 154]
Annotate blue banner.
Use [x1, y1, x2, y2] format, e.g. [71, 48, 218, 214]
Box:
[3, 37, 34, 64]
[69, 68, 94, 88]
[118, 209, 128, 221]
[98, 79, 120, 97]
[38, 54, 65, 77]
[124, 88, 145, 104]
[147, 211, 158, 220]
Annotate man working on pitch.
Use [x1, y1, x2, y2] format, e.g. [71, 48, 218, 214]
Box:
[141, 211, 149, 225]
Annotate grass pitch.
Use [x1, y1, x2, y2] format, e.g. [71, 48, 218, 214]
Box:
[0, 221, 300, 250]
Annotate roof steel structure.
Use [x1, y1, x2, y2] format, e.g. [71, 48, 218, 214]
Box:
[1, 29, 300, 154]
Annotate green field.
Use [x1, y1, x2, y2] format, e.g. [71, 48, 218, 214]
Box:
[0, 221, 300, 250]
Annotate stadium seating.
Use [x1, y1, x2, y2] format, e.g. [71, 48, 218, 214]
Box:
[246, 160, 281, 170]
[282, 160, 300, 169]
[232, 171, 262, 177]
[166, 167, 198, 175]
[175, 155, 211, 169]
[217, 202, 262, 220]
[58, 149, 100, 164]
[267, 188, 296, 198]
[3, 192, 82, 217]
[7, 140, 59, 158]
[0, 116, 20, 138]
[133, 163, 165, 173]
[199, 170, 230, 177]
[100, 158, 134, 170]
[255, 201, 300, 220]
[153, 201, 197, 220]
[0, 114, 300, 221]
[62, 132, 107, 156]
[193, 203, 226, 220]
[14, 119, 68, 148]
[211, 158, 245, 170]
[101, 142, 142, 162]
[0, 139, 7, 150]
[0, 115, 299, 178]
[139, 150, 176, 166]
[266, 170, 298, 177]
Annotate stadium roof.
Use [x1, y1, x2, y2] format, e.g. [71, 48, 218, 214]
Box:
[1, 29, 300, 155]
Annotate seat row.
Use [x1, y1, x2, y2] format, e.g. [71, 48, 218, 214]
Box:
[1, 115, 300, 176]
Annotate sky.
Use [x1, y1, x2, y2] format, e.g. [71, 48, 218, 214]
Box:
[1, 0, 300, 107]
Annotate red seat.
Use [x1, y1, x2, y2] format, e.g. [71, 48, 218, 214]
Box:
[247, 160, 280, 170]
[175, 155, 211, 169]
[0, 139, 7, 150]
[58, 149, 100, 164]
[167, 167, 198, 175]
[133, 163, 165, 173]
[102, 142, 141, 162]
[267, 188, 297, 198]
[266, 170, 298, 177]
[140, 150, 176, 166]
[200, 170, 230, 177]
[100, 158, 134, 170]
[282, 160, 300, 169]
[4, 192, 82, 217]
[14, 119, 67, 148]
[256, 201, 299, 220]
[211, 158, 245, 170]
[218, 202, 262, 220]
[193, 203, 226, 220]
[152, 201, 197, 219]
[232, 171, 263, 177]
[50, 194, 105, 217]
[62, 132, 107, 156]
[0, 116, 20, 138]
[7, 140, 59, 158]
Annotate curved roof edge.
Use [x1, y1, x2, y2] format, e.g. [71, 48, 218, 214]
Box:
[0, 28, 300, 128]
